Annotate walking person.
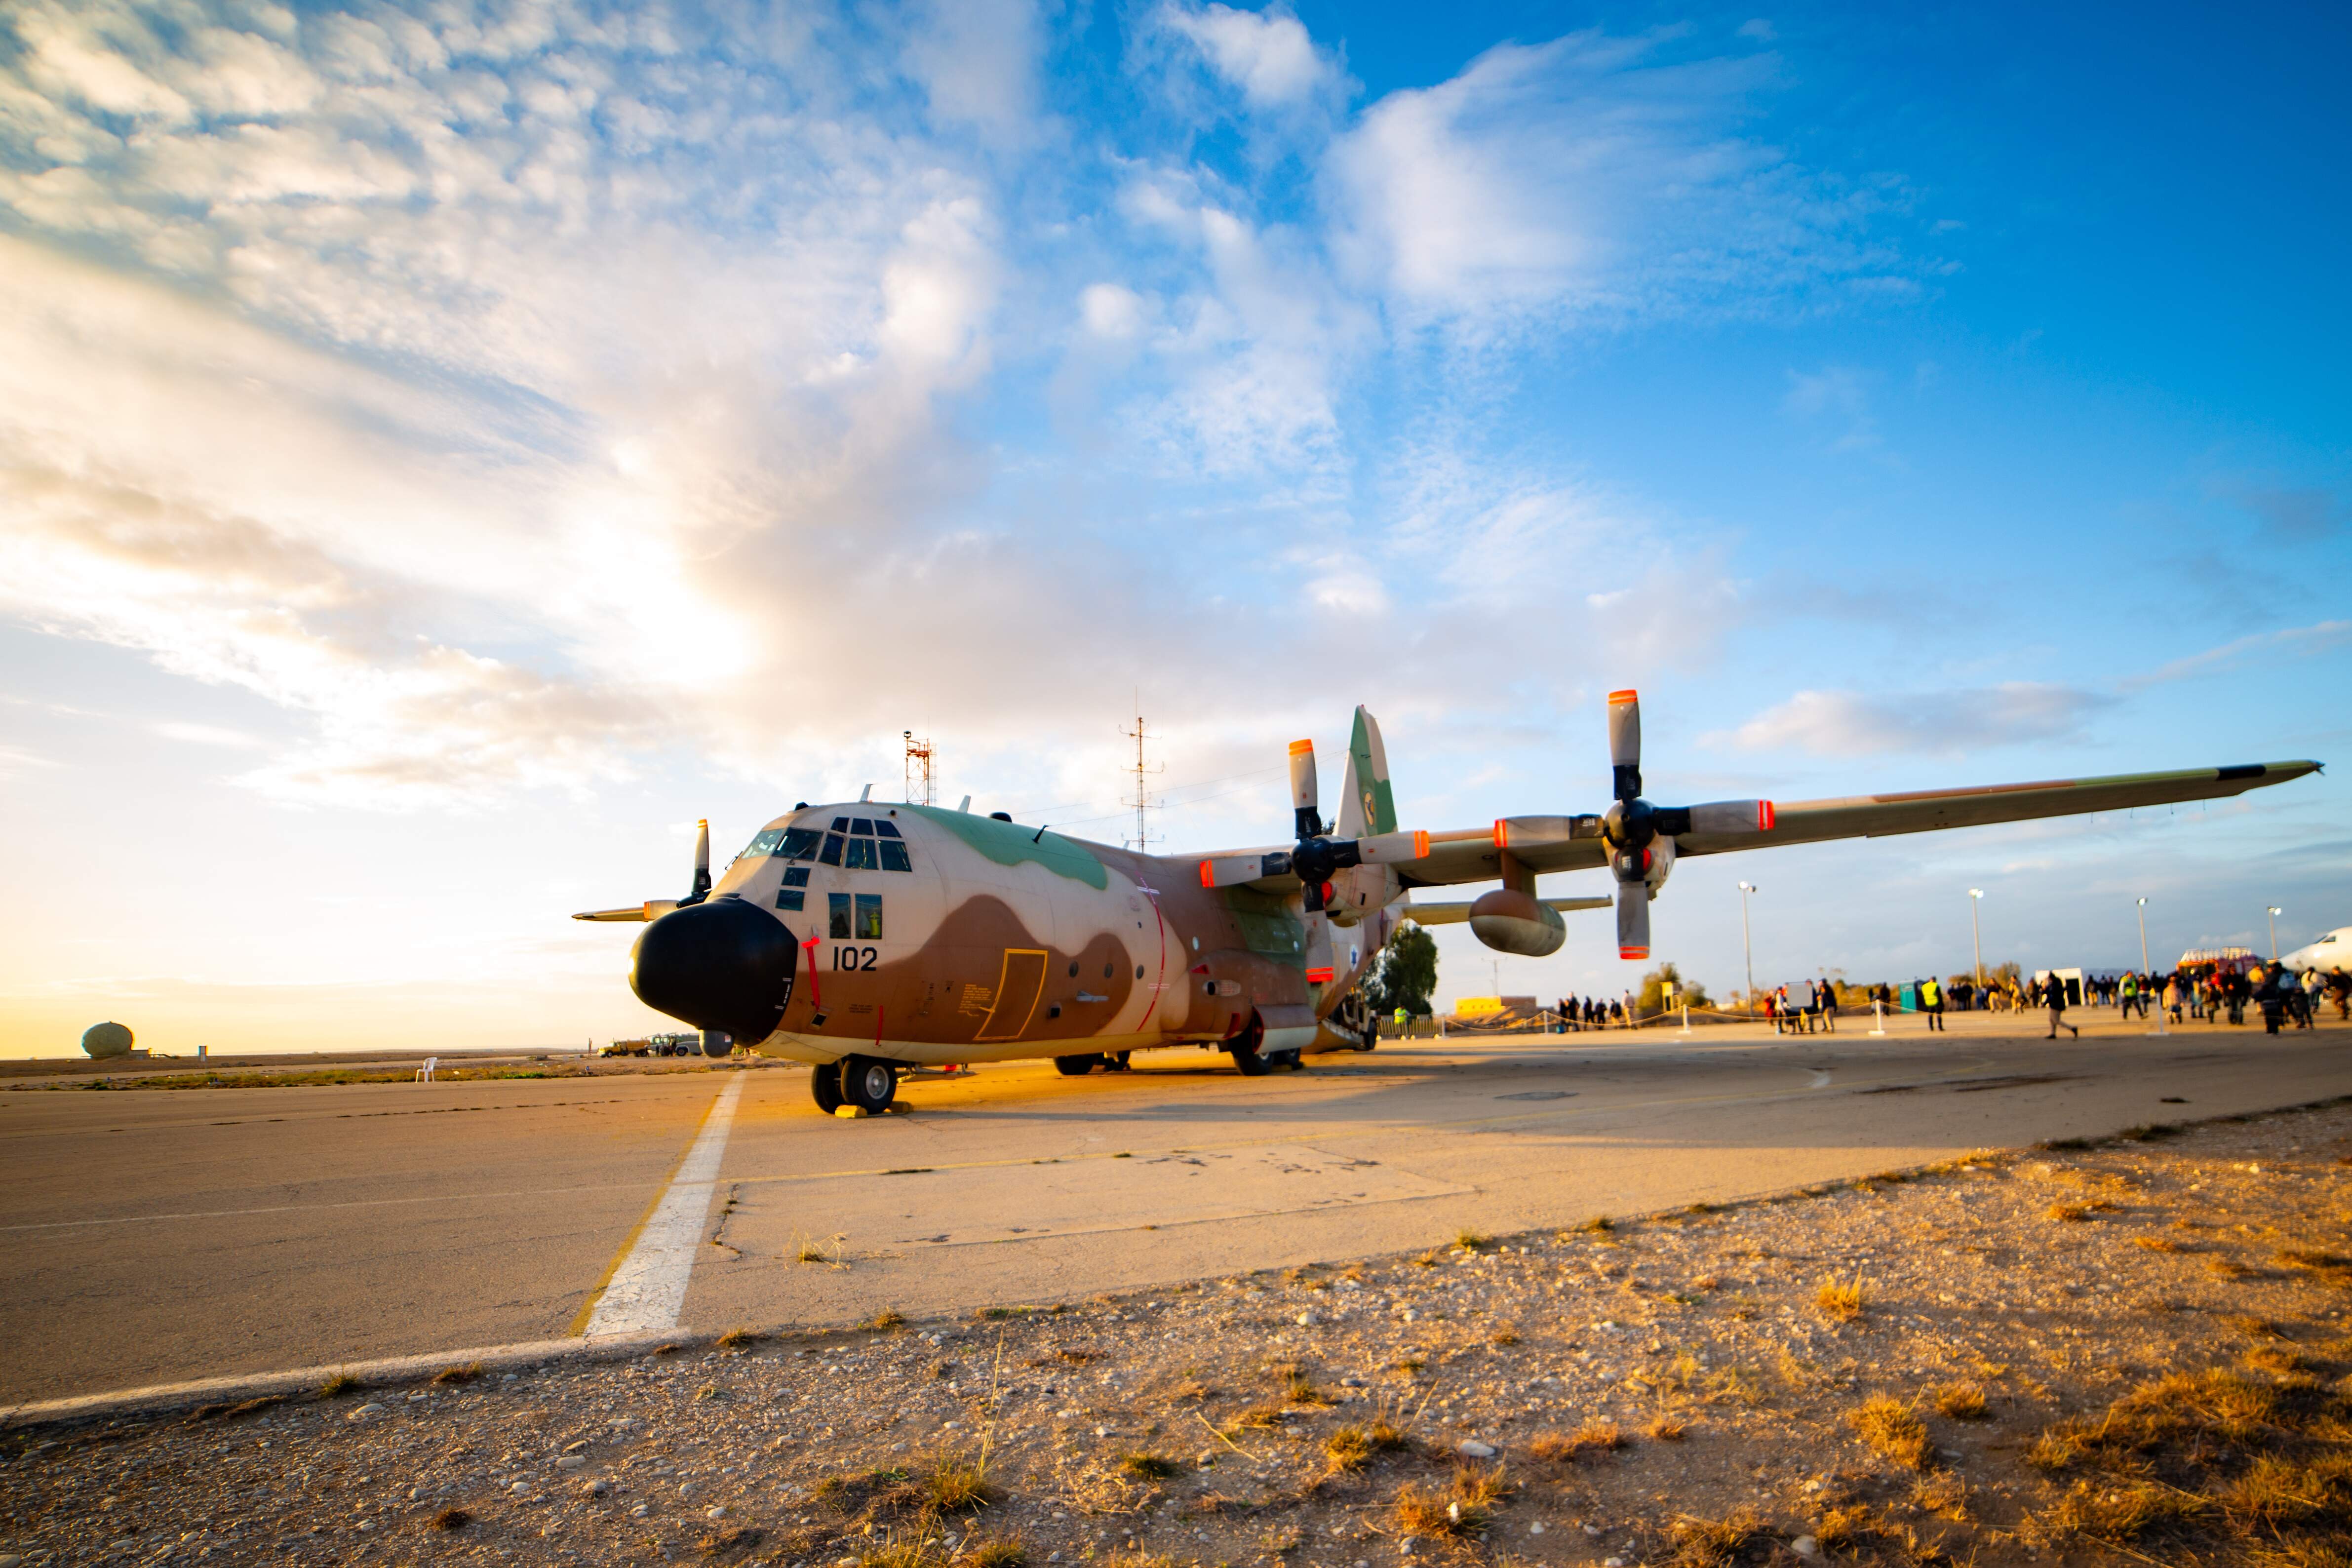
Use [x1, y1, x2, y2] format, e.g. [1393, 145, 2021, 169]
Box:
[1920, 974, 1944, 1032]
[2254, 965, 2288, 1036]
[2043, 973, 2078, 1039]
[1818, 976, 1838, 1033]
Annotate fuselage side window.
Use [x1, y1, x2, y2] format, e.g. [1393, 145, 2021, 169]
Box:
[855, 893, 883, 940]
[776, 888, 804, 911]
[828, 892, 852, 940]
[781, 866, 811, 887]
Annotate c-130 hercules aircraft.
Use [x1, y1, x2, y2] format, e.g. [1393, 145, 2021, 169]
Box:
[577, 694, 2319, 1117]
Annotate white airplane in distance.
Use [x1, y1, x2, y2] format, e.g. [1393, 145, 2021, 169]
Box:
[2282, 926, 2352, 973]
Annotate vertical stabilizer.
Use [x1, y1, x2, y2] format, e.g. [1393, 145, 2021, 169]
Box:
[1336, 706, 1396, 838]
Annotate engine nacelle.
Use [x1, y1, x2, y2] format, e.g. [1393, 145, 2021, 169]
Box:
[1467, 888, 1567, 957]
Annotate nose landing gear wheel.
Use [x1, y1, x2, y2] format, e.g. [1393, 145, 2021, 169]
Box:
[841, 1054, 899, 1112]
[810, 1061, 843, 1114]
[1055, 1054, 1105, 1076]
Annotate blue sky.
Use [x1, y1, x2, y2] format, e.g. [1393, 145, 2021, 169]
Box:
[1, 0, 2345, 1053]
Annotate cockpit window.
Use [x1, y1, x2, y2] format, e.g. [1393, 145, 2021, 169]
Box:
[844, 837, 879, 871]
[818, 832, 845, 866]
[874, 820, 902, 838]
[879, 838, 912, 872]
[851, 818, 875, 835]
[831, 817, 850, 832]
[780, 828, 822, 861]
[738, 827, 788, 862]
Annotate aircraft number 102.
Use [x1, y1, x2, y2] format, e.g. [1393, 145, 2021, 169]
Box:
[832, 946, 879, 971]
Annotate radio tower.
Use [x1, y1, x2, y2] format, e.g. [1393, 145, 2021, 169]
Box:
[902, 731, 936, 807]
[1122, 701, 1163, 853]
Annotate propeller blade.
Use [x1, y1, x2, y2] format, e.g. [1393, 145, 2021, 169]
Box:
[1615, 880, 1650, 961]
[1289, 739, 1322, 838]
[1683, 799, 1777, 835]
[1354, 829, 1429, 864]
[684, 818, 712, 905]
[1200, 852, 1293, 889]
[1607, 689, 1642, 801]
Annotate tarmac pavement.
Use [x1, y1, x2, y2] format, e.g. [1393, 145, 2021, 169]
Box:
[2, 1009, 2345, 1407]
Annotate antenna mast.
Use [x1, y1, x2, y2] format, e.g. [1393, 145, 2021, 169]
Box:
[902, 731, 936, 807]
[1121, 700, 1164, 853]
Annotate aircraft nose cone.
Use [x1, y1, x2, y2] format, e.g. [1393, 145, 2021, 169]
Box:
[630, 897, 797, 1046]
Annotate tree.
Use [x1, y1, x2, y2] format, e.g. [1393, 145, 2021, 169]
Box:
[1364, 922, 1439, 1018]
[1636, 962, 1710, 1017]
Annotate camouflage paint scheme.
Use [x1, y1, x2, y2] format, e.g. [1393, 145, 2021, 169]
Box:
[584, 704, 2319, 1073]
[707, 802, 1389, 1067]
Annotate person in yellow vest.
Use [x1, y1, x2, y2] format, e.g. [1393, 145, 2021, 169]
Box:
[1920, 974, 1945, 1031]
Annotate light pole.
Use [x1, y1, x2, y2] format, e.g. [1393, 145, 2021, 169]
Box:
[2267, 906, 2281, 962]
[1968, 890, 1984, 995]
[2137, 898, 2151, 975]
[1737, 882, 1758, 1016]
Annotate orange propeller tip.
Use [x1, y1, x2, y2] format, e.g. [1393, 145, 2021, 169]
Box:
[1492, 818, 1508, 847]
[1288, 739, 1314, 753]
[1607, 689, 1638, 704]
[1759, 801, 1778, 830]
[1619, 946, 1649, 960]
[1197, 861, 1214, 888]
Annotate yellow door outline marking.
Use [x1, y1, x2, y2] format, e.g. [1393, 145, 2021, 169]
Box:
[975, 948, 1049, 1042]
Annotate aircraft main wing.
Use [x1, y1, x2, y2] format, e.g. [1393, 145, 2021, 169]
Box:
[1387, 759, 2320, 889]
[1672, 760, 2320, 857]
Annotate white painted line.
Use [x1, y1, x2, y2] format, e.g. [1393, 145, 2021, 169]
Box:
[582, 1073, 746, 1338]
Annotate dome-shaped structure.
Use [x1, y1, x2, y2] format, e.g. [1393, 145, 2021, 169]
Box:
[81, 1021, 134, 1058]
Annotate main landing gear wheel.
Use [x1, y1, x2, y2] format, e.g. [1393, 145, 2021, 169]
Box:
[841, 1054, 899, 1113]
[810, 1061, 843, 1114]
[1055, 1054, 1105, 1076]
[1109, 1051, 1133, 1071]
[1270, 1048, 1303, 1070]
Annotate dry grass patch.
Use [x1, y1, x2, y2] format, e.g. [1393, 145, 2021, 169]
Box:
[2135, 1234, 2189, 1253]
[1454, 1229, 1492, 1252]
[868, 1308, 908, 1332]
[316, 1372, 362, 1399]
[962, 1541, 1027, 1568]
[1847, 1395, 1933, 1470]
[1910, 1471, 1970, 1521]
[430, 1362, 483, 1385]
[1118, 1452, 1179, 1481]
[1647, 1414, 1688, 1441]
[1816, 1275, 1868, 1322]
[1665, 1505, 1772, 1568]
[1268, 1360, 1332, 1406]
[1488, 1326, 1520, 1347]
[1324, 1426, 1374, 1473]
[716, 1325, 764, 1349]
[1930, 1381, 1988, 1420]
[430, 1507, 471, 1531]
[923, 1458, 994, 1512]
[1528, 1419, 1626, 1462]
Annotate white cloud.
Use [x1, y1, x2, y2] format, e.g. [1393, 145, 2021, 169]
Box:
[1162, 2, 1340, 109]
[1707, 685, 2116, 757]
[900, 0, 1045, 140]
[1325, 31, 1889, 331]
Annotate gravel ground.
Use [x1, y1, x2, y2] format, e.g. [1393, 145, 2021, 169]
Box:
[6, 1098, 2348, 1568]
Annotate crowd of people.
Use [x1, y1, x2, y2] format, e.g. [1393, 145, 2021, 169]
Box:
[1525, 960, 2349, 1039]
[1549, 994, 1634, 1030]
[1903, 961, 2350, 1038]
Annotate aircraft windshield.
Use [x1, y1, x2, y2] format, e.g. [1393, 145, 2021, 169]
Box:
[737, 826, 824, 863]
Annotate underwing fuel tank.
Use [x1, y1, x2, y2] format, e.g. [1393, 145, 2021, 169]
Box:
[1467, 888, 1568, 957]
